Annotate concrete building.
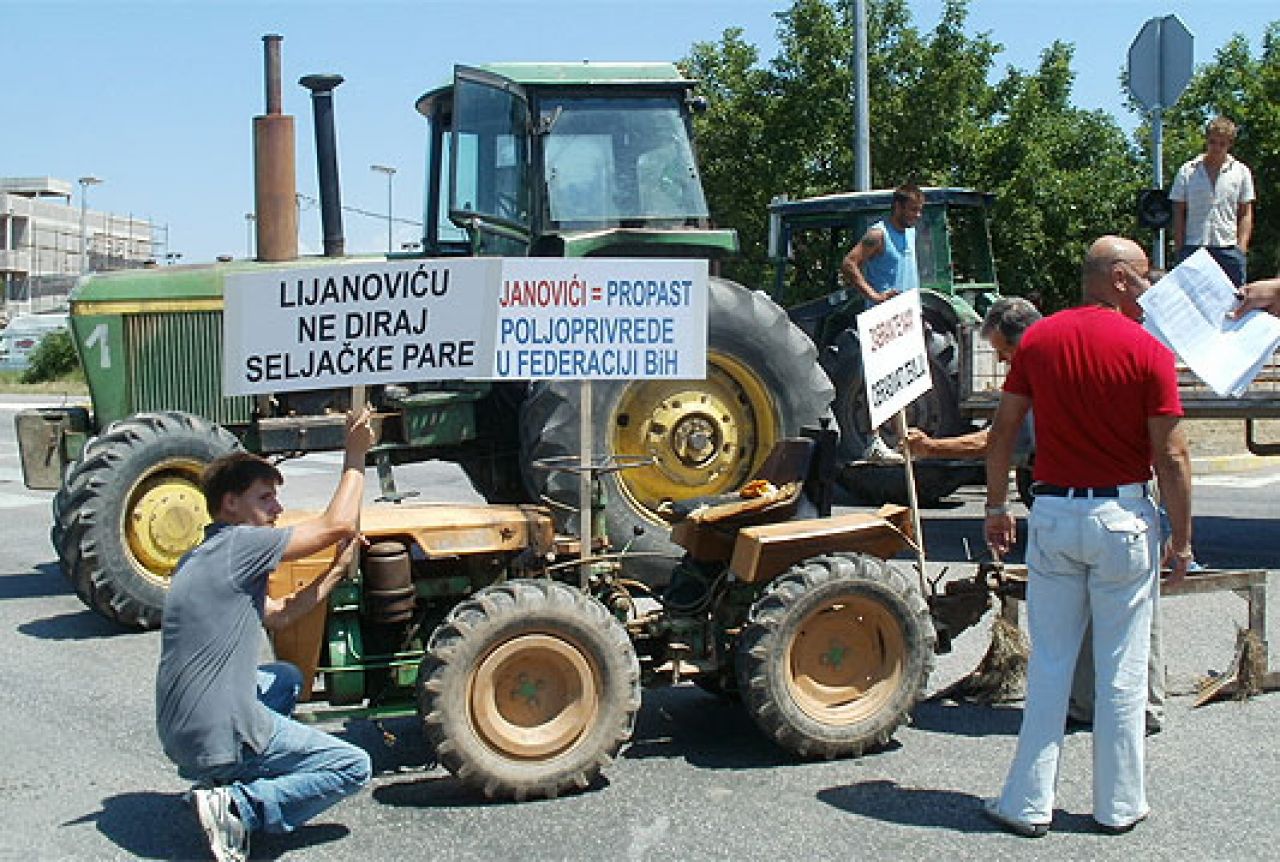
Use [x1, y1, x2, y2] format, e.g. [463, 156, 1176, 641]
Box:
[0, 177, 157, 313]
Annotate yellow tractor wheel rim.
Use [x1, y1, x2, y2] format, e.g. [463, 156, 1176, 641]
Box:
[610, 350, 778, 518]
[469, 633, 599, 760]
[786, 594, 906, 725]
[124, 458, 210, 584]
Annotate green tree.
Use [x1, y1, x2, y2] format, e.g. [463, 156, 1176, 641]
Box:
[20, 329, 80, 384]
[685, 0, 1145, 309]
[1158, 23, 1280, 278]
[975, 44, 1144, 308]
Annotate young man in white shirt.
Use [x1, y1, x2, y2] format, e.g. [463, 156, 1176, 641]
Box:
[1169, 116, 1255, 286]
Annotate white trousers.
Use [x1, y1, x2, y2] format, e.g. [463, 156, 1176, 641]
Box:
[997, 493, 1158, 828]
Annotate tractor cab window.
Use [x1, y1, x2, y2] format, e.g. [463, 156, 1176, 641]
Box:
[946, 204, 997, 286]
[450, 77, 531, 230]
[913, 206, 948, 290]
[540, 95, 709, 228]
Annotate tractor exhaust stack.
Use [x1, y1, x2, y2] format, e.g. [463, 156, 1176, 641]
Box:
[299, 73, 346, 258]
[252, 33, 298, 262]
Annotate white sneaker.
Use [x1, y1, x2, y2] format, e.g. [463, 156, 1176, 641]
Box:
[192, 786, 249, 862]
[862, 435, 905, 465]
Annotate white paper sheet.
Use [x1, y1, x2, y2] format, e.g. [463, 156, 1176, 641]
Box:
[1138, 249, 1280, 397]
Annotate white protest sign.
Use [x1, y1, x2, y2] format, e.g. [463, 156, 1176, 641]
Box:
[222, 258, 501, 395]
[222, 257, 709, 395]
[494, 258, 707, 380]
[856, 290, 933, 429]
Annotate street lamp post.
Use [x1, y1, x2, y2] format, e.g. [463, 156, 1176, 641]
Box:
[370, 164, 396, 253]
[78, 176, 102, 273]
[245, 212, 256, 259]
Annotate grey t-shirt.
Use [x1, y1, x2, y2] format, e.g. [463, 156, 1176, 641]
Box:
[155, 522, 291, 772]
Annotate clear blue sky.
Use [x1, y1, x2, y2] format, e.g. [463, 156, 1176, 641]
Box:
[4, 1, 1275, 264]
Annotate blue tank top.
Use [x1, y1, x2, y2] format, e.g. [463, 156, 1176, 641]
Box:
[862, 219, 919, 295]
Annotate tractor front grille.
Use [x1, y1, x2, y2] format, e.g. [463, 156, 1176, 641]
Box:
[127, 311, 254, 426]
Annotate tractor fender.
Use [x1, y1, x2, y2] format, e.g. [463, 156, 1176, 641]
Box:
[727, 505, 913, 587]
[918, 288, 979, 331]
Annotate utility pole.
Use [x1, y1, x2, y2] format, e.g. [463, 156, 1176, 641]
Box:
[850, 0, 871, 191]
[245, 212, 256, 258]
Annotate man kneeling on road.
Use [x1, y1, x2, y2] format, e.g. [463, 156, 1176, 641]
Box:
[156, 407, 376, 862]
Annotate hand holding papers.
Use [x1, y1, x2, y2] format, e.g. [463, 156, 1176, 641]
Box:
[1137, 249, 1280, 397]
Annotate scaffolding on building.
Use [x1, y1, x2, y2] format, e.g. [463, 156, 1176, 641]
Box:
[0, 176, 161, 315]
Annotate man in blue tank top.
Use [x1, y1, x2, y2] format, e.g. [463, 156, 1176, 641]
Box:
[840, 183, 924, 463]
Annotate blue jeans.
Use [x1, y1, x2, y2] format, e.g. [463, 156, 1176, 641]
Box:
[995, 490, 1157, 829]
[1177, 244, 1247, 287]
[192, 662, 371, 834]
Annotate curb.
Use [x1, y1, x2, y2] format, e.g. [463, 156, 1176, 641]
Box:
[1190, 453, 1277, 475]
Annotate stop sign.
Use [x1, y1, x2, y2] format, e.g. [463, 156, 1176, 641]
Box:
[1128, 15, 1194, 111]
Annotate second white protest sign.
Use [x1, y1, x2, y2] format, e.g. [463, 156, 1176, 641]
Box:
[856, 290, 934, 430]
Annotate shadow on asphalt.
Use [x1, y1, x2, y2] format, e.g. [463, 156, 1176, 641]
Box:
[918, 516, 1027, 565]
[8, 562, 141, 640]
[625, 685, 903, 767]
[368, 684, 911, 808]
[909, 698, 1023, 738]
[371, 772, 612, 809]
[918, 512, 1279, 570]
[18, 609, 136, 640]
[816, 779, 1101, 835]
[623, 685, 795, 769]
[63, 790, 348, 859]
[1188, 515, 1280, 569]
[0, 562, 74, 601]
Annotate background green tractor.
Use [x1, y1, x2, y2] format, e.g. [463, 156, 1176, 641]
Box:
[21, 55, 831, 630]
[766, 188, 1002, 504]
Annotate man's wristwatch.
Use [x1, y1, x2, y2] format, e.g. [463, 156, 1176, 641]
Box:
[985, 504, 1011, 517]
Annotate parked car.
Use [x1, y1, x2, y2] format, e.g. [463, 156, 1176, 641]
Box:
[0, 311, 70, 371]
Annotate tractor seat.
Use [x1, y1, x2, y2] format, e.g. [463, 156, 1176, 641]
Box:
[660, 437, 815, 525]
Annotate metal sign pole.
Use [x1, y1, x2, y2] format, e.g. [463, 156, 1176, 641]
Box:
[1152, 106, 1165, 269]
[350, 384, 366, 579]
[894, 410, 927, 595]
[578, 380, 593, 588]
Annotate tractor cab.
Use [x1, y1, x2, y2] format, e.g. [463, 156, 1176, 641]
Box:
[415, 63, 738, 260]
[764, 188, 1003, 504]
[767, 187, 1000, 347]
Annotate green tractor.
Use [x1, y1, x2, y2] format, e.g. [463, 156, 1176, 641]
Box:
[766, 188, 1002, 503]
[19, 57, 831, 630]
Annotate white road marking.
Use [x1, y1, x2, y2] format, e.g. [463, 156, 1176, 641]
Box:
[0, 489, 50, 509]
[1194, 473, 1280, 489]
[0, 400, 90, 412]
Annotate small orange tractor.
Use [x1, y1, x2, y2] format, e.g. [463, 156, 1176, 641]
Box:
[268, 430, 997, 800]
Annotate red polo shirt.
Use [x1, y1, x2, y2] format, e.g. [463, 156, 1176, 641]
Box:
[1003, 305, 1182, 487]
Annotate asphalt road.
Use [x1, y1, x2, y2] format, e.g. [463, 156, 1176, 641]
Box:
[1, 395, 1277, 862]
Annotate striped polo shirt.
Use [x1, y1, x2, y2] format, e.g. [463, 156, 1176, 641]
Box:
[1169, 155, 1255, 247]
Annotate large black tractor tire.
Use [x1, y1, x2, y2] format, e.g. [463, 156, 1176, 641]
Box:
[736, 552, 936, 759]
[457, 382, 532, 504]
[53, 411, 242, 629]
[823, 319, 970, 505]
[519, 277, 834, 586]
[418, 579, 641, 801]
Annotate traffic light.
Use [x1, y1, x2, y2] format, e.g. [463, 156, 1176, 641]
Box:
[1136, 188, 1172, 229]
